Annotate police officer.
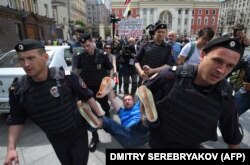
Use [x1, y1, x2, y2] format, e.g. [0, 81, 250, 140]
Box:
[146, 36, 243, 148]
[135, 23, 172, 86]
[76, 33, 113, 152]
[4, 39, 104, 165]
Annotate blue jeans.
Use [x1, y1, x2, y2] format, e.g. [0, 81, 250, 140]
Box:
[102, 117, 149, 148]
[235, 88, 250, 116]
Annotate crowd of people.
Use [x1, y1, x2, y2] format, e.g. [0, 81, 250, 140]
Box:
[4, 22, 250, 165]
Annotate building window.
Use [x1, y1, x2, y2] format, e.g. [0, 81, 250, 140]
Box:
[150, 8, 154, 14]
[184, 18, 187, 25]
[198, 9, 202, 15]
[178, 18, 181, 25]
[143, 8, 147, 15]
[197, 17, 201, 25]
[206, 9, 209, 15]
[204, 17, 208, 25]
[192, 9, 194, 15]
[185, 9, 188, 14]
[44, 4, 49, 17]
[33, 0, 38, 13]
[212, 9, 216, 15]
[211, 17, 215, 26]
[15, 23, 23, 41]
[178, 9, 181, 15]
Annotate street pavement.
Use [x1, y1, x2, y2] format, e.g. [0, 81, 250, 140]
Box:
[0, 93, 250, 165]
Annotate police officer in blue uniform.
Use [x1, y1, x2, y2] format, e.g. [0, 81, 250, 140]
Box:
[135, 23, 172, 86]
[146, 36, 243, 148]
[76, 33, 113, 152]
[4, 39, 103, 165]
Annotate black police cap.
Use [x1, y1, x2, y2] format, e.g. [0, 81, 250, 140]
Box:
[79, 33, 92, 44]
[154, 23, 167, 32]
[15, 39, 45, 52]
[203, 35, 243, 55]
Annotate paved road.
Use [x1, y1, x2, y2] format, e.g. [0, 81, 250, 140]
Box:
[0, 95, 250, 165]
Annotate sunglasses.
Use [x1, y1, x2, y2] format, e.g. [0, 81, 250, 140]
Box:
[105, 47, 111, 49]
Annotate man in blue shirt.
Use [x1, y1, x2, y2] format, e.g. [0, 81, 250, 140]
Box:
[96, 78, 157, 148]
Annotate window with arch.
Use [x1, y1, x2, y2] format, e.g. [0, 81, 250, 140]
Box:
[204, 17, 208, 25]
[197, 17, 201, 25]
[211, 17, 215, 26]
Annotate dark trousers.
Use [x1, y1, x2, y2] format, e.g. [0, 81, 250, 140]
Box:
[47, 124, 89, 165]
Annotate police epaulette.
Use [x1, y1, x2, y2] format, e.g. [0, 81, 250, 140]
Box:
[65, 70, 71, 75]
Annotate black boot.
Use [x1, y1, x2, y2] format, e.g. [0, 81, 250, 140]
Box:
[89, 131, 99, 152]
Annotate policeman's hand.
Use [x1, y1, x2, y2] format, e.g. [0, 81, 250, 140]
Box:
[143, 65, 153, 76]
[139, 70, 148, 80]
[243, 82, 250, 91]
[4, 150, 19, 165]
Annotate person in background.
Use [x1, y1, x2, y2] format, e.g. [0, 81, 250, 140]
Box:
[121, 37, 138, 96]
[229, 23, 250, 116]
[70, 27, 85, 72]
[146, 36, 243, 149]
[4, 39, 103, 165]
[167, 31, 182, 65]
[135, 23, 172, 86]
[177, 27, 215, 65]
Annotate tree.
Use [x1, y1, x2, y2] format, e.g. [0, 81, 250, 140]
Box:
[75, 20, 86, 28]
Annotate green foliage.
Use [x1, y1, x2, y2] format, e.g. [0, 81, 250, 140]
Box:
[75, 20, 86, 27]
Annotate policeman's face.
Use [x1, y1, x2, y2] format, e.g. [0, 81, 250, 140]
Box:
[17, 49, 48, 80]
[82, 40, 95, 54]
[154, 29, 167, 42]
[123, 95, 134, 109]
[197, 47, 240, 86]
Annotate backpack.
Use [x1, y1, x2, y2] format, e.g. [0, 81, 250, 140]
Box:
[184, 42, 195, 62]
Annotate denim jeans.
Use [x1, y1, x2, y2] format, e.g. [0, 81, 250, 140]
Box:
[235, 88, 250, 116]
[102, 117, 149, 148]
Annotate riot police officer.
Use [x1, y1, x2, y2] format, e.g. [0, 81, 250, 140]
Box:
[145, 36, 243, 148]
[135, 23, 172, 86]
[76, 33, 113, 152]
[4, 39, 103, 165]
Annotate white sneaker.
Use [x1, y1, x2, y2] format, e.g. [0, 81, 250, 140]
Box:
[77, 101, 100, 128]
[96, 77, 115, 98]
[136, 85, 158, 122]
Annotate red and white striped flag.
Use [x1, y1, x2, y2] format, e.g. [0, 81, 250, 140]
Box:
[124, 0, 131, 5]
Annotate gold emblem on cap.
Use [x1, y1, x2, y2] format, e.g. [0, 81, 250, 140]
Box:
[161, 25, 163, 28]
[18, 44, 24, 50]
[229, 41, 236, 47]
[81, 39, 85, 42]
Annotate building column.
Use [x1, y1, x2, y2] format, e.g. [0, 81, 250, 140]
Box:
[180, 8, 185, 34]
[146, 8, 150, 26]
[187, 8, 192, 35]
[172, 8, 178, 33]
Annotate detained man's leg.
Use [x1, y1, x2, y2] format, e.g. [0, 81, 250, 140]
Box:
[101, 117, 136, 148]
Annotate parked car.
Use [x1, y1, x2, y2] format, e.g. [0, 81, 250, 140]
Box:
[0, 45, 72, 113]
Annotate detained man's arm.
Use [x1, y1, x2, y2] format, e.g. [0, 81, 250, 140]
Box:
[4, 125, 23, 165]
[108, 90, 121, 113]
